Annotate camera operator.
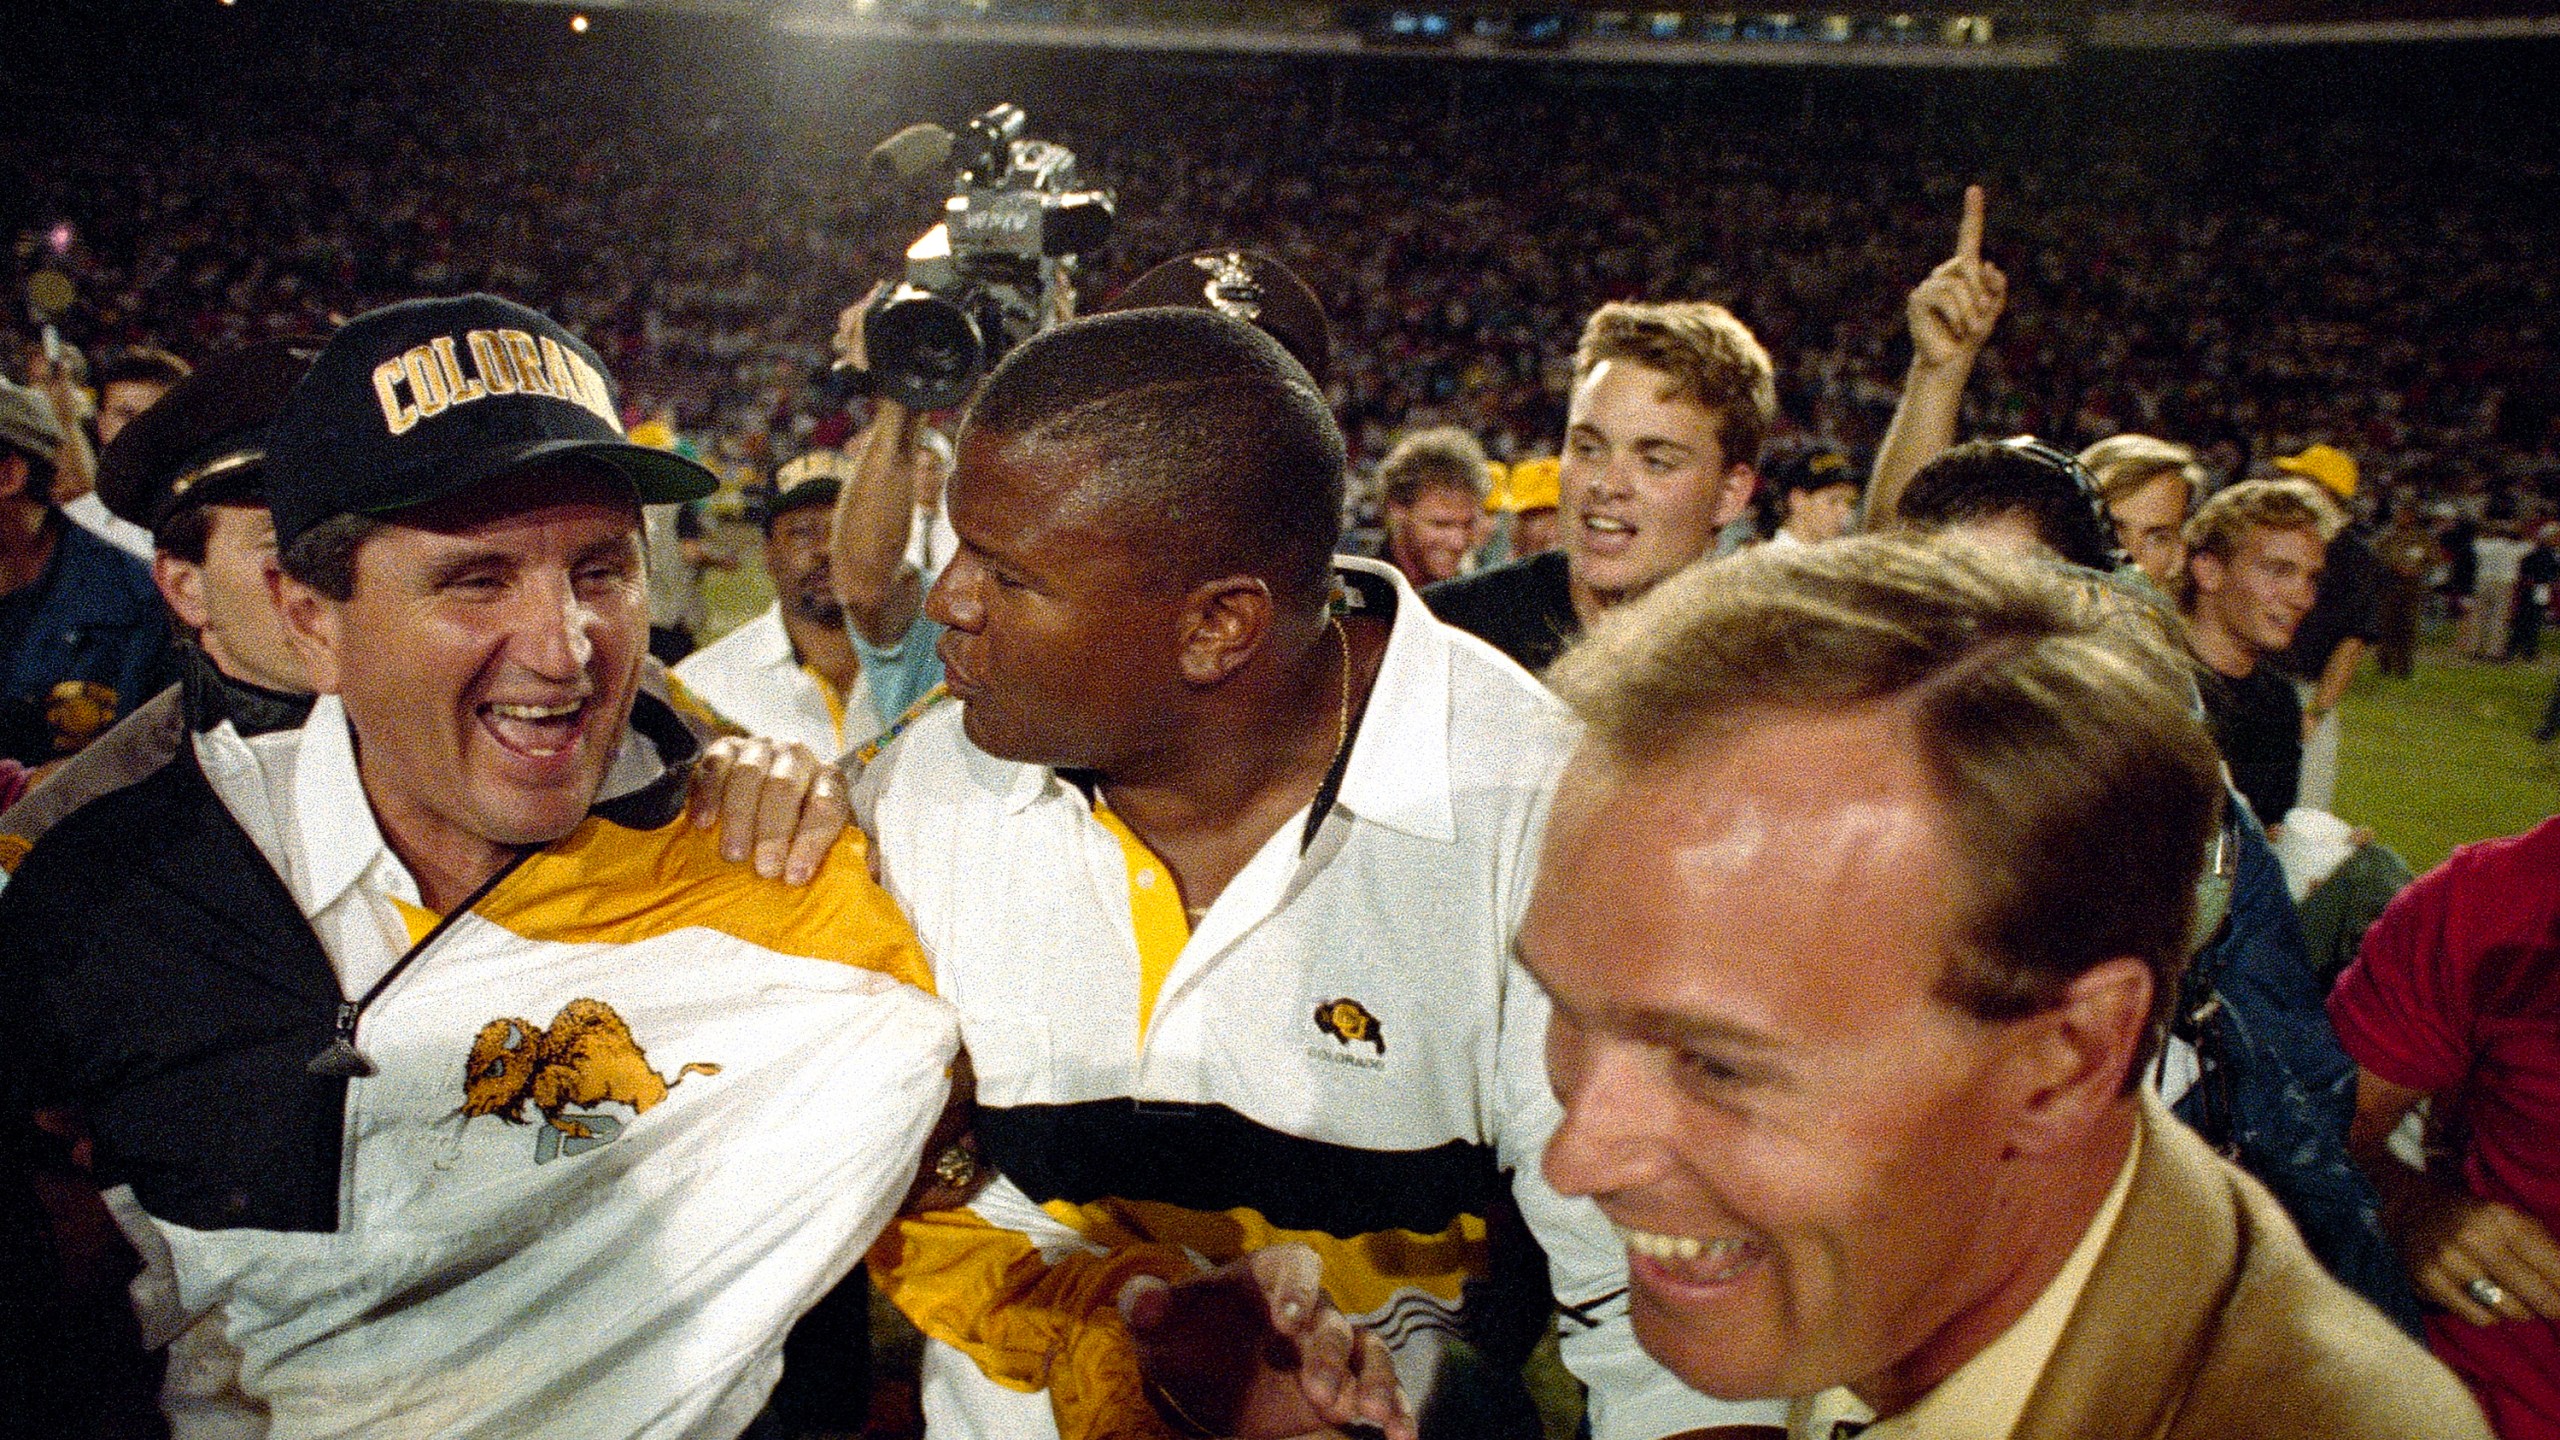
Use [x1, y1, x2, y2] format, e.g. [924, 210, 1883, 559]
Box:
[826, 246, 1333, 741]
[813, 108, 1118, 736]
[824, 287, 974, 735]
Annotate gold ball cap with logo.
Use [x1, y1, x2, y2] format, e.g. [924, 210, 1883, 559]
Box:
[264, 293, 717, 552]
[2274, 442, 2357, 502]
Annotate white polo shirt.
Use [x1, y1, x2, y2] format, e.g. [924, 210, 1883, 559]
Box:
[856, 556, 1785, 1440]
[674, 602, 878, 759]
[200, 693, 671, 996]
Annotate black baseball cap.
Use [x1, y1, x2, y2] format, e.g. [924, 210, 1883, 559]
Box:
[1769, 445, 1860, 496]
[264, 294, 716, 551]
[96, 336, 324, 533]
[764, 477, 842, 536]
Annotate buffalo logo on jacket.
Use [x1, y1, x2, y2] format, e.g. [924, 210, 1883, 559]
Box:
[461, 997, 721, 1160]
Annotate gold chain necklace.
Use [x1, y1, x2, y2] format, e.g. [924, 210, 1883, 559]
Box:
[1328, 614, 1351, 768]
[1179, 618, 1350, 927]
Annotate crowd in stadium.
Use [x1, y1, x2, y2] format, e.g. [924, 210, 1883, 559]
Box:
[7, 24, 2554, 510]
[5, 8, 2558, 1440]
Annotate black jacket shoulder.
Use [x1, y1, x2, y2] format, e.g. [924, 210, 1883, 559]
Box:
[1423, 550, 1579, 674]
[0, 742, 347, 1232]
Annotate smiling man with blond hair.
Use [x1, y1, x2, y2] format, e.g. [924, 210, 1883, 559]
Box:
[1519, 532, 2483, 1439]
[1426, 299, 1771, 672]
[2180, 476, 2344, 831]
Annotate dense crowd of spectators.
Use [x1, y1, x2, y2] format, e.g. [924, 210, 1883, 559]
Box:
[7, 18, 2555, 506]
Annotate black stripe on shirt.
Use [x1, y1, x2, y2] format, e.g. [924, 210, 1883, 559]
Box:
[976, 1098, 1502, 1239]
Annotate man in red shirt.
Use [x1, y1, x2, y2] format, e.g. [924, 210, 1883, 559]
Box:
[2330, 816, 2560, 1439]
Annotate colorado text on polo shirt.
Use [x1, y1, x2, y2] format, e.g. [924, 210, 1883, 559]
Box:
[369, 328, 620, 436]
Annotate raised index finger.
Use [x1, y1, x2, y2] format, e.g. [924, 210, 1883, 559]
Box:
[1956, 184, 1985, 264]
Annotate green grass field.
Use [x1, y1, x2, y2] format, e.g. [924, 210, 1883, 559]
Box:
[698, 519, 774, 641]
[2337, 636, 2560, 871]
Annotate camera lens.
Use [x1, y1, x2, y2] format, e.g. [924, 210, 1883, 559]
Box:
[1041, 194, 1115, 259]
[869, 294, 984, 410]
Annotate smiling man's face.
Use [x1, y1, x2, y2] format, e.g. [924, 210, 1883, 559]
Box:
[1385, 482, 1482, 588]
[1558, 358, 1754, 618]
[281, 463, 647, 888]
[1521, 707, 2054, 1413]
[2190, 523, 2325, 658]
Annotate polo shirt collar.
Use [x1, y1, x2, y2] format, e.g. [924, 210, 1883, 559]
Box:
[291, 693, 671, 918]
[1330, 556, 1456, 844]
[737, 603, 799, 670]
[1001, 758, 1054, 814]
[292, 694, 405, 920]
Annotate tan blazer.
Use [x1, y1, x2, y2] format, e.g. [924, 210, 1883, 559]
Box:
[2014, 1101, 2488, 1439]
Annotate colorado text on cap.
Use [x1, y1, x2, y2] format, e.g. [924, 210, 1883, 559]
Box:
[370, 328, 619, 437]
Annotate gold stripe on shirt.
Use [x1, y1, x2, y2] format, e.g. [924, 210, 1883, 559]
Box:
[1091, 802, 1190, 1046]
[1045, 1195, 1485, 1317]
[801, 662, 849, 753]
[469, 808, 932, 991]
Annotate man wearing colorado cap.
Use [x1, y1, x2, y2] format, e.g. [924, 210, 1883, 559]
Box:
[0, 294, 958, 1439]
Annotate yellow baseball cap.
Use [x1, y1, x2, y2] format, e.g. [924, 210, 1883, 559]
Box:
[1487, 455, 1560, 514]
[2275, 443, 2357, 501]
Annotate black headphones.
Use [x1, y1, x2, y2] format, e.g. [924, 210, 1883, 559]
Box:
[1994, 434, 2133, 574]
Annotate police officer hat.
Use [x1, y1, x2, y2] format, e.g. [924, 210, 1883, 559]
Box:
[96, 337, 325, 534]
[1104, 249, 1332, 388]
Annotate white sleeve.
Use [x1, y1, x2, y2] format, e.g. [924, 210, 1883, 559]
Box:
[963, 1171, 1112, 1263]
[1496, 970, 1790, 1437]
[1491, 768, 1786, 1437]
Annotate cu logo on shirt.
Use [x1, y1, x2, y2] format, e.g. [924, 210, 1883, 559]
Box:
[1314, 997, 1387, 1056]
